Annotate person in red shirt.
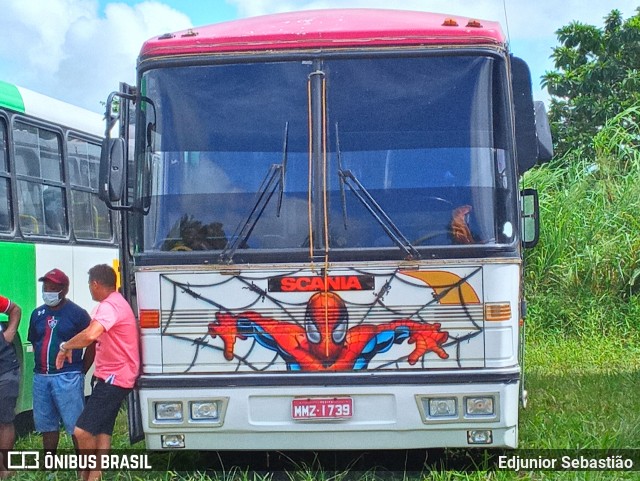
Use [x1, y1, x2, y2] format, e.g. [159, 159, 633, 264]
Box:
[0, 294, 21, 480]
[55, 265, 140, 481]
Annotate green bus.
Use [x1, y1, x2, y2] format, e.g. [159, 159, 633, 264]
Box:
[0, 80, 119, 419]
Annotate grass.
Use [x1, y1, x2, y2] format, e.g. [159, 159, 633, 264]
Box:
[521, 334, 640, 450]
[523, 107, 640, 307]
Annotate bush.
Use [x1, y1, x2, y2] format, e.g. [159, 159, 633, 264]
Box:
[524, 106, 640, 336]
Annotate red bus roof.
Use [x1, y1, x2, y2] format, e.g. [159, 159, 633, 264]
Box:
[140, 9, 505, 60]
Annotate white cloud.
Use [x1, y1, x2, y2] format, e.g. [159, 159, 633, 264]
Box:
[0, 0, 93, 76]
[0, 0, 191, 112]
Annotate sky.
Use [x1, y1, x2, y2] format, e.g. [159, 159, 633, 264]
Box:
[0, 0, 638, 114]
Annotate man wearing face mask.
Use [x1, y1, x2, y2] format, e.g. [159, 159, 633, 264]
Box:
[27, 268, 94, 453]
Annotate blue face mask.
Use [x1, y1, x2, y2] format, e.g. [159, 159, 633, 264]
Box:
[42, 290, 62, 307]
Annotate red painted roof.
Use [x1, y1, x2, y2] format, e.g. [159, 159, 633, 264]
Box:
[140, 9, 505, 60]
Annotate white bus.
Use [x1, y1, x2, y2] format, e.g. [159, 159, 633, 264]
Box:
[101, 9, 552, 450]
[0, 80, 119, 417]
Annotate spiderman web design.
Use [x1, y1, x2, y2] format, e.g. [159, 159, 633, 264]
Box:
[160, 267, 483, 373]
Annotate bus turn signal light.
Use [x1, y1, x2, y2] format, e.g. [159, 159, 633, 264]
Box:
[484, 302, 511, 321]
[139, 309, 160, 328]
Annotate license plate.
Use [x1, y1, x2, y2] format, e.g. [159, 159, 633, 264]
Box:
[292, 397, 353, 420]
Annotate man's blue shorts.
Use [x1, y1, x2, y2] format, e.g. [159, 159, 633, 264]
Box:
[33, 372, 85, 434]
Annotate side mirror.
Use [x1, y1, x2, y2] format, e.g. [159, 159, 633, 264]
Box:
[534, 101, 553, 162]
[511, 56, 537, 174]
[99, 88, 137, 211]
[521, 188, 540, 248]
[511, 57, 554, 173]
[99, 137, 125, 203]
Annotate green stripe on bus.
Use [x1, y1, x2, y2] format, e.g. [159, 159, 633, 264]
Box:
[0, 80, 26, 113]
[0, 241, 36, 412]
[0, 241, 37, 319]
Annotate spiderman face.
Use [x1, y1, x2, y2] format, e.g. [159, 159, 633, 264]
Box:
[304, 291, 348, 365]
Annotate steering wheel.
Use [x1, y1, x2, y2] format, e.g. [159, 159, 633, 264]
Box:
[412, 230, 451, 246]
[170, 244, 192, 251]
[410, 196, 454, 245]
[423, 195, 454, 207]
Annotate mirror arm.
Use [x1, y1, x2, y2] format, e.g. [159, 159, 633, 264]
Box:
[100, 90, 138, 212]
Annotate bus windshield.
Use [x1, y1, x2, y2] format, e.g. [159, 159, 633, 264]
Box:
[140, 54, 516, 259]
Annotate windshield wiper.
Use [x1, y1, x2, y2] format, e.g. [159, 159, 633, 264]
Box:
[338, 168, 420, 260]
[276, 122, 288, 216]
[335, 124, 418, 259]
[335, 124, 349, 230]
[219, 124, 288, 263]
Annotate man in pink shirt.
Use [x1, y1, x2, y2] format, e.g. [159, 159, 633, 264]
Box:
[56, 264, 140, 481]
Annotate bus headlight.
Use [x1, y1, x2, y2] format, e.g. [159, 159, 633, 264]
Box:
[465, 397, 494, 416]
[190, 401, 219, 421]
[468, 430, 493, 444]
[155, 401, 183, 421]
[162, 434, 185, 448]
[427, 398, 457, 418]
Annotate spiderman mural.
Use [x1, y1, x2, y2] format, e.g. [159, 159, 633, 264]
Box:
[208, 291, 449, 371]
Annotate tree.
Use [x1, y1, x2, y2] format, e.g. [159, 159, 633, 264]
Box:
[542, 8, 640, 158]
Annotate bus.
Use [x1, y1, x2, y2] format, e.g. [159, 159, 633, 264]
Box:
[100, 9, 552, 450]
[0, 80, 119, 418]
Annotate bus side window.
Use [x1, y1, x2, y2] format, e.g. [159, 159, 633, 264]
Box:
[69, 153, 93, 238]
[71, 190, 93, 238]
[68, 136, 112, 240]
[68, 154, 82, 186]
[15, 147, 44, 235]
[0, 178, 10, 233]
[14, 122, 67, 237]
[42, 186, 66, 236]
[14, 128, 41, 177]
[0, 120, 11, 233]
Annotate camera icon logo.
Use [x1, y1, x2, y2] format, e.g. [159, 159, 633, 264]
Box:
[7, 451, 40, 470]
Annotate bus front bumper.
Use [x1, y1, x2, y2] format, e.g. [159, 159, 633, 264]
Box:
[138, 377, 519, 450]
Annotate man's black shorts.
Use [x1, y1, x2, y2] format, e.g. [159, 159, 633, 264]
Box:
[0, 368, 19, 424]
[76, 379, 131, 436]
